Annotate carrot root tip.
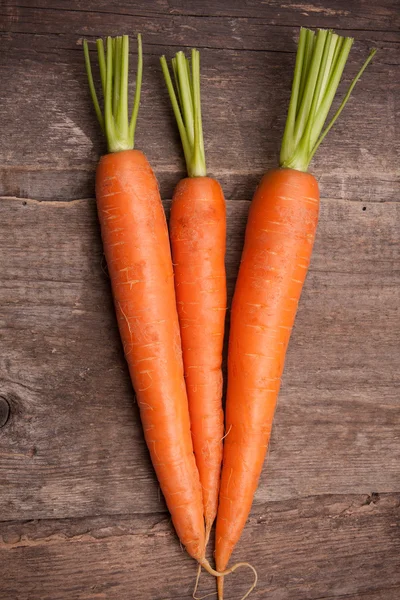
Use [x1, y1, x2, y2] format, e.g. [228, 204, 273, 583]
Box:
[193, 563, 218, 600]
[199, 559, 258, 600]
[217, 576, 224, 600]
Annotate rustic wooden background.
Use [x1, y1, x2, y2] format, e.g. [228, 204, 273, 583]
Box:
[1, 1, 399, 599]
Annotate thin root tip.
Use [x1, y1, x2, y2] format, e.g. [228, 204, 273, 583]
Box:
[229, 562, 258, 600]
[217, 576, 224, 600]
[199, 559, 257, 600]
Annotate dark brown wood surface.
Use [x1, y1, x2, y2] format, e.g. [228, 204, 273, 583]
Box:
[0, 1, 399, 599]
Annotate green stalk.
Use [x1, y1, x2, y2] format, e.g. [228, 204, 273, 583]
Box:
[116, 35, 129, 136]
[293, 29, 328, 146]
[309, 38, 353, 149]
[191, 49, 206, 177]
[160, 56, 191, 168]
[160, 49, 206, 178]
[96, 39, 107, 99]
[315, 33, 339, 112]
[175, 51, 195, 148]
[280, 28, 307, 168]
[112, 36, 122, 118]
[83, 40, 104, 131]
[297, 29, 315, 118]
[171, 58, 183, 110]
[280, 27, 376, 172]
[104, 37, 115, 148]
[129, 34, 143, 147]
[83, 34, 143, 153]
[296, 30, 334, 157]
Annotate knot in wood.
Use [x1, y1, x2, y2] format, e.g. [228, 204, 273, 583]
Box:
[0, 397, 10, 428]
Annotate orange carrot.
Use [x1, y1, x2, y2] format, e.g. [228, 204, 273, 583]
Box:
[83, 34, 206, 562]
[160, 50, 226, 539]
[96, 150, 205, 560]
[215, 28, 376, 597]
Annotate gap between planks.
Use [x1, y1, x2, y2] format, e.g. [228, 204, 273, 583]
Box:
[1, 196, 399, 206]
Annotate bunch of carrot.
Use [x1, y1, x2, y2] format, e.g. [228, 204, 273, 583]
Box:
[83, 29, 376, 599]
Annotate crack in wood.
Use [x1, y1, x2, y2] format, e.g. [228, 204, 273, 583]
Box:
[4, 4, 400, 36]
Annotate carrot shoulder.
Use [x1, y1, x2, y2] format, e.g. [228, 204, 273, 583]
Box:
[84, 35, 205, 561]
[161, 50, 226, 537]
[215, 27, 377, 594]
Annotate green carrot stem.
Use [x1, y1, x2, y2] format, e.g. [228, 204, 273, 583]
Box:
[117, 35, 129, 134]
[96, 39, 107, 98]
[279, 28, 307, 166]
[104, 37, 115, 148]
[83, 40, 104, 132]
[171, 58, 183, 110]
[112, 36, 122, 118]
[308, 37, 353, 149]
[160, 56, 191, 169]
[280, 27, 376, 172]
[83, 34, 142, 153]
[129, 34, 143, 147]
[160, 49, 207, 178]
[176, 51, 195, 149]
[191, 49, 206, 176]
[293, 29, 329, 147]
[297, 29, 315, 114]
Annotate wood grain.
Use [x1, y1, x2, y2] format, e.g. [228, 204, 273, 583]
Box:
[0, 2, 399, 598]
[0, 494, 399, 600]
[0, 196, 398, 522]
[1, 1, 399, 201]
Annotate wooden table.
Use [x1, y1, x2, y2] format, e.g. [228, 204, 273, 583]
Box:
[1, 2, 399, 599]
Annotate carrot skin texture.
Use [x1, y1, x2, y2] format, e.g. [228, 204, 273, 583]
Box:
[96, 150, 205, 561]
[170, 177, 226, 533]
[216, 168, 320, 571]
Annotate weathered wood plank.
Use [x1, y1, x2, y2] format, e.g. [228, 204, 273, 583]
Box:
[0, 197, 398, 521]
[1, 2, 398, 597]
[0, 494, 399, 600]
[1, 1, 398, 201]
[4, 0, 400, 32]
[4, 2, 400, 49]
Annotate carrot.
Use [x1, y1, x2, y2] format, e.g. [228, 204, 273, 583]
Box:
[83, 34, 206, 562]
[160, 49, 226, 541]
[215, 28, 376, 597]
